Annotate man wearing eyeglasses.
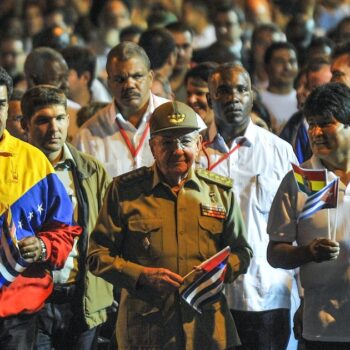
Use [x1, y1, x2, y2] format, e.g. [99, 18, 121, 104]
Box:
[21, 85, 113, 349]
[88, 101, 252, 349]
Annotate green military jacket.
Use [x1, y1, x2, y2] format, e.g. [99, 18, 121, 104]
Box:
[88, 165, 252, 349]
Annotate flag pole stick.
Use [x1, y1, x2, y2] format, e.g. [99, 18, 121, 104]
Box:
[182, 267, 200, 281]
[332, 179, 340, 241]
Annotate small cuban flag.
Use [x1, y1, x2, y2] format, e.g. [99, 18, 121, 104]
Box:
[298, 178, 339, 222]
[181, 246, 230, 314]
[0, 209, 30, 289]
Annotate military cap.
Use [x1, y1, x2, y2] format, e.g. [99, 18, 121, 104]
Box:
[150, 101, 200, 135]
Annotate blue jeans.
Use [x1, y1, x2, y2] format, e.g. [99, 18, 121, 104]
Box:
[0, 312, 38, 350]
[36, 301, 97, 350]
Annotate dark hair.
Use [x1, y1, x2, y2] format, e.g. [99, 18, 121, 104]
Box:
[331, 41, 350, 60]
[119, 25, 143, 42]
[0, 66, 13, 97]
[264, 41, 297, 65]
[24, 47, 68, 85]
[10, 89, 24, 101]
[252, 23, 281, 44]
[304, 82, 350, 125]
[106, 42, 151, 71]
[21, 85, 67, 121]
[185, 62, 219, 85]
[139, 28, 176, 70]
[208, 62, 251, 85]
[165, 21, 193, 38]
[213, 2, 245, 25]
[307, 36, 334, 54]
[61, 46, 96, 88]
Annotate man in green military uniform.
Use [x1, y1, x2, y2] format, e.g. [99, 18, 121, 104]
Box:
[88, 101, 252, 349]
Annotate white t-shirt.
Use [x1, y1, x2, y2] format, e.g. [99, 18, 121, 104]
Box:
[260, 89, 298, 135]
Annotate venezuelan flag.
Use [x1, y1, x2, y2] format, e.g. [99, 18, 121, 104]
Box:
[0, 130, 74, 289]
[291, 163, 327, 195]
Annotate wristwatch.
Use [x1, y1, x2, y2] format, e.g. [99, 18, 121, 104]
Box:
[38, 238, 47, 262]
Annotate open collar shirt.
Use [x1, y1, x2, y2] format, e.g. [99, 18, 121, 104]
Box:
[197, 120, 298, 311]
[73, 93, 168, 177]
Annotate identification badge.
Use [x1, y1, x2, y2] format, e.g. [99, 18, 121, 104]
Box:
[200, 203, 226, 219]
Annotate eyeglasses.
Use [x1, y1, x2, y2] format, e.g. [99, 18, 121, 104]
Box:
[153, 135, 198, 149]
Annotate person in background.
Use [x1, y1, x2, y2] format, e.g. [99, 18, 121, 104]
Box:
[260, 41, 299, 134]
[185, 61, 218, 142]
[21, 85, 113, 350]
[6, 88, 26, 141]
[24, 46, 80, 140]
[61, 46, 112, 106]
[0, 67, 81, 350]
[166, 21, 194, 102]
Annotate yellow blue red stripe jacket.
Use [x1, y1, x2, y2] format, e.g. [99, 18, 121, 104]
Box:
[0, 130, 81, 317]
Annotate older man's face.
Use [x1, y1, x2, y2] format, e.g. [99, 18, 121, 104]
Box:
[107, 56, 153, 117]
[150, 129, 201, 183]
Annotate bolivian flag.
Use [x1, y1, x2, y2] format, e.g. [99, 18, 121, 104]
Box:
[291, 163, 327, 195]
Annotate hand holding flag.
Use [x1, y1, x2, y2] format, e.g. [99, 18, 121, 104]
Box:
[181, 246, 231, 313]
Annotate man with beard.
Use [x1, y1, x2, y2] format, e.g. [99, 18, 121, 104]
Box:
[197, 63, 298, 349]
[74, 42, 168, 177]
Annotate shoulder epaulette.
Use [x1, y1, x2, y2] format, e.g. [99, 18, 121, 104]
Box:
[196, 168, 233, 189]
[117, 166, 152, 185]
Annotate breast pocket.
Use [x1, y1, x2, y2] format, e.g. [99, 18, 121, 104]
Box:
[127, 219, 163, 260]
[198, 216, 223, 259]
[255, 175, 278, 215]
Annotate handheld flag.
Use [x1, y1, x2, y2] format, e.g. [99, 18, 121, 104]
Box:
[298, 178, 339, 222]
[181, 246, 230, 314]
[292, 163, 327, 195]
[0, 209, 29, 289]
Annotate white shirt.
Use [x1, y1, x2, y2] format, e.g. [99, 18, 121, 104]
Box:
[268, 156, 350, 342]
[197, 121, 298, 311]
[73, 94, 167, 177]
[260, 89, 298, 135]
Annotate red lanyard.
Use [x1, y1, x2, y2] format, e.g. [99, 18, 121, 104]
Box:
[116, 119, 150, 159]
[202, 137, 246, 171]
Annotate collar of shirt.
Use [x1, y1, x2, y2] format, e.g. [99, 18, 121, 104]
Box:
[151, 164, 200, 192]
[0, 130, 15, 157]
[210, 119, 254, 153]
[54, 143, 76, 170]
[114, 93, 155, 132]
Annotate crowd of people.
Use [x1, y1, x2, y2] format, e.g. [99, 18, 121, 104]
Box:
[1, 0, 350, 349]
